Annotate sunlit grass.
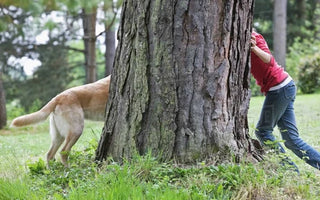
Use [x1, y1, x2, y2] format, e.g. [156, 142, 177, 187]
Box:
[0, 119, 104, 179]
[0, 94, 319, 199]
[248, 93, 320, 174]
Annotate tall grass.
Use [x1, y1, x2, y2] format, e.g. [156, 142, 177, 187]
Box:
[0, 178, 41, 200]
[2, 149, 319, 199]
[0, 94, 319, 199]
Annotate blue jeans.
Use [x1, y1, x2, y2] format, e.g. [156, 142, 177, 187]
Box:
[255, 80, 320, 170]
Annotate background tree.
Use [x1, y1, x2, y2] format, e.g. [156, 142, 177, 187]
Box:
[273, 0, 287, 68]
[82, 7, 98, 83]
[103, 0, 122, 76]
[312, 0, 320, 40]
[104, 25, 115, 76]
[0, 72, 6, 129]
[96, 0, 261, 164]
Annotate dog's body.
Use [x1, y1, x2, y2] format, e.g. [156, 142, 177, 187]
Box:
[10, 75, 111, 167]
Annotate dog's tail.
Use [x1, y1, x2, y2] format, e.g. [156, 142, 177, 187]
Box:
[10, 98, 57, 127]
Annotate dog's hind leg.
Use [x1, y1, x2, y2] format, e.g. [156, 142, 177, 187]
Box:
[60, 131, 82, 167]
[59, 107, 84, 167]
[46, 115, 65, 167]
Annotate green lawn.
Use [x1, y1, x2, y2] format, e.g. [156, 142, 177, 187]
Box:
[0, 119, 104, 179]
[248, 93, 320, 174]
[0, 94, 320, 199]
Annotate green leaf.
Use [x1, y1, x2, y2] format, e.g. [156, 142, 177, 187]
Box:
[0, 20, 8, 32]
[44, 19, 57, 31]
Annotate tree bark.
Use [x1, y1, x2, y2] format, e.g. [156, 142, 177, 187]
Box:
[82, 8, 97, 83]
[0, 72, 7, 129]
[96, 0, 261, 164]
[105, 30, 115, 76]
[273, 0, 287, 68]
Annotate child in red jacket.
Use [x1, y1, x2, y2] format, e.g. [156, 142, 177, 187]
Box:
[251, 31, 320, 171]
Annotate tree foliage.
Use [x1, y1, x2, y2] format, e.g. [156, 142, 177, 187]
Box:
[19, 41, 71, 111]
[298, 54, 320, 94]
[0, 4, 74, 111]
[254, 0, 320, 49]
[0, 0, 121, 112]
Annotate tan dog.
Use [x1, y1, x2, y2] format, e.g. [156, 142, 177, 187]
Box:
[10, 75, 111, 167]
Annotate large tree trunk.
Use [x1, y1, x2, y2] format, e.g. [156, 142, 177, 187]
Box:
[273, 0, 287, 68]
[96, 0, 261, 164]
[0, 72, 7, 129]
[82, 8, 97, 83]
[105, 30, 115, 76]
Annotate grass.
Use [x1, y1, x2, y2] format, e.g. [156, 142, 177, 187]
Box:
[0, 120, 103, 179]
[248, 93, 320, 174]
[0, 94, 319, 199]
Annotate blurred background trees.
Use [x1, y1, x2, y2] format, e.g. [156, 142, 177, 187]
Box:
[0, 0, 122, 128]
[1, 0, 320, 128]
[273, 0, 287, 68]
[252, 0, 320, 96]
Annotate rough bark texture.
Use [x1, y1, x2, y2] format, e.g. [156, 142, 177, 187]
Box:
[82, 8, 97, 83]
[273, 0, 287, 68]
[0, 72, 7, 129]
[96, 0, 261, 164]
[105, 30, 116, 76]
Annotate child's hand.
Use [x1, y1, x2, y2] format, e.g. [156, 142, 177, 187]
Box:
[251, 35, 256, 49]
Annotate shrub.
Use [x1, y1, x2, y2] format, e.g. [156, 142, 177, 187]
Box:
[6, 100, 26, 120]
[286, 37, 320, 94]
[298, 54, 320, 94]
[250, 77, 263, 96]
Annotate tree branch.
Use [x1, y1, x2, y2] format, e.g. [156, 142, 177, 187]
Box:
[95, 1, 119, 39]
[64, 46, 85, 53]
